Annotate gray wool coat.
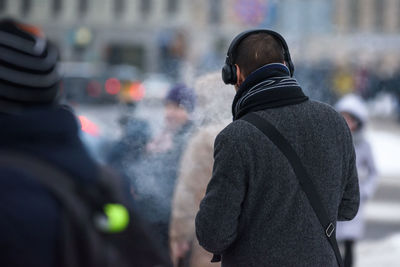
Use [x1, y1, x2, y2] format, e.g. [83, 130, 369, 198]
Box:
[195, 100, 360, 267]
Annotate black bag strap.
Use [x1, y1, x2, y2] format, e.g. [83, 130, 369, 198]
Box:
[241, 113, 344, 267]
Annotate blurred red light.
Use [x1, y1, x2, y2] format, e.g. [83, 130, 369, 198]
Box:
[78, 115, 100, 136]
[105, 78, 121, 95]
[129, 82, 146, 102]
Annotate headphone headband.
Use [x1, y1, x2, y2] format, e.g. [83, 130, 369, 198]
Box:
[222, 29, 294, 84]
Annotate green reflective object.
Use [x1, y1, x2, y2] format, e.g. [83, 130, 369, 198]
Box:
[104, 203, 130, 233]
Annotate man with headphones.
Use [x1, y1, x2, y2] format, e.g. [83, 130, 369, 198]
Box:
[195, 30, 360, 266]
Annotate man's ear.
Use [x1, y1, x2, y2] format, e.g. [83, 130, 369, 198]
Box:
[235, 64, 245, 87]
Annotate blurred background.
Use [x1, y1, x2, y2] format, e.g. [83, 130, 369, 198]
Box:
[1, 0, 400, 266]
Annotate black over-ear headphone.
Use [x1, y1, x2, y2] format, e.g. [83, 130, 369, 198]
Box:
[222, 29, 294, 85]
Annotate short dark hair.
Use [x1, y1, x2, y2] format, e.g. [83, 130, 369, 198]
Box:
[234, 33, 285, 78]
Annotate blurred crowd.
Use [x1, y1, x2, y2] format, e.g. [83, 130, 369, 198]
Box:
[2, 17, 398, 267]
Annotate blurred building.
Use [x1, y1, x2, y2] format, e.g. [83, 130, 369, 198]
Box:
[334, 0, 400, 72]
[0, 0, 399, 77]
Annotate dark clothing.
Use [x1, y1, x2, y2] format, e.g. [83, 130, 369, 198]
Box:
[232, 63, 308, 119]
[195, 66, 360, 267]
[107, 118, 150, 175]
[0, 107, 99, 267]
[341, 240, 355, 267]
[134, 122, 193, 250]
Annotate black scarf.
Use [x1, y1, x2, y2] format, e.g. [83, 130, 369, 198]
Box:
[232, 63, 309, 120]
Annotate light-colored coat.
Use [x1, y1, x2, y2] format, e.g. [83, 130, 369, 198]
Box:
[169, 72, 234, 267]
[170, 125, 224, 267]
[336, 132, 378, 240]
[335, 94, 378, 241]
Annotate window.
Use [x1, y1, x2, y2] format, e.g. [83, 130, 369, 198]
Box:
[141, 0, 151, 16]
[304, 0, 333, 34]
[167, 0, 178, 15]
[398, 1, 400, 32]
[79, 0, 88, 17]
[114, 0, 124, 17]
[107, 44, 146, 71]
[349, 0, 359, 31]
[209, 0, 221, 24]
[374, 0, 384, 31]
[0, 0, 6, 13]
[53, 0, 62, 16]
[21, 0, 32, 16]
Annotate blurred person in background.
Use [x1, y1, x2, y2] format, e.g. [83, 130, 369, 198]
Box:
[335, 94, 379, 267]
[133, 83, 196, 253]
[106, 110, 151, 180]
[169, 72, 234, 267]
[0, 19, 170, 267]
[333, 65, 355, 98]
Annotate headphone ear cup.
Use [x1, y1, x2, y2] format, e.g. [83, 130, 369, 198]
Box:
[284, 52, 294, 77]
[230, 64, 237, 84]
[288, 61, 294, 77]
[222, 63, 233, 84]
[222, 63, 237, 85]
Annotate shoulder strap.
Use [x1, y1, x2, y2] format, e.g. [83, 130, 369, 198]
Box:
[241, 113, 344, 267]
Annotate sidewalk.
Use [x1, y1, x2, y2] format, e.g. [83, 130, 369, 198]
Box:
[356, 119, 400, 266]
[356, 234, 400, 267]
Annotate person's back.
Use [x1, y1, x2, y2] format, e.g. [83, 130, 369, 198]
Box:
[0, 19, 171, 267]
[0, 107, 99, 267]
[195, 30, 359, 266]
[200, 101, 357, 266]
[0, 19, 99, 266]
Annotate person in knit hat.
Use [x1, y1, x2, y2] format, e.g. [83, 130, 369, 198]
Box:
[161, 83, 196, 133]
[165, 83, 196, 112]
[335, 94, 378, 267]
[0, 19, 171, 267]
[0, 19, 60, 111]
[0, 19, 89, 267]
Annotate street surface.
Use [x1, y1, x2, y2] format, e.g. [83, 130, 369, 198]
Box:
[356, 119, 400, 267]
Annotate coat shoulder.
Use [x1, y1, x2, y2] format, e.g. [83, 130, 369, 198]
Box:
[217, 119, 254, 144]
[308, 100, 346, 122]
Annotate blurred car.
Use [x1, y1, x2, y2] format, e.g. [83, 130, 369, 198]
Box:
[61, 62, 145, 105]
[107, 64, 145, 105]
[60, 62, 109, 104]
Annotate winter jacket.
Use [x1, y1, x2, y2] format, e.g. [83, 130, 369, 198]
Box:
[107, 117, 150, 176]
[195, 100, 360, 267]
[133, 122, 193, 251]
[0, 106, 98, 267]
[336, 133, 377, 240]
[169, 72, 235, 267]
[335, 94, 378, 240]
[170, 125, 224, 267]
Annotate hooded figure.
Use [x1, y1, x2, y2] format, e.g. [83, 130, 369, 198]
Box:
[335, 94, 378, 267]
[169, 72, 234, 267]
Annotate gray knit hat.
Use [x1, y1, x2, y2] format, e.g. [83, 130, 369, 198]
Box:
[0, 18, 61, 109]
